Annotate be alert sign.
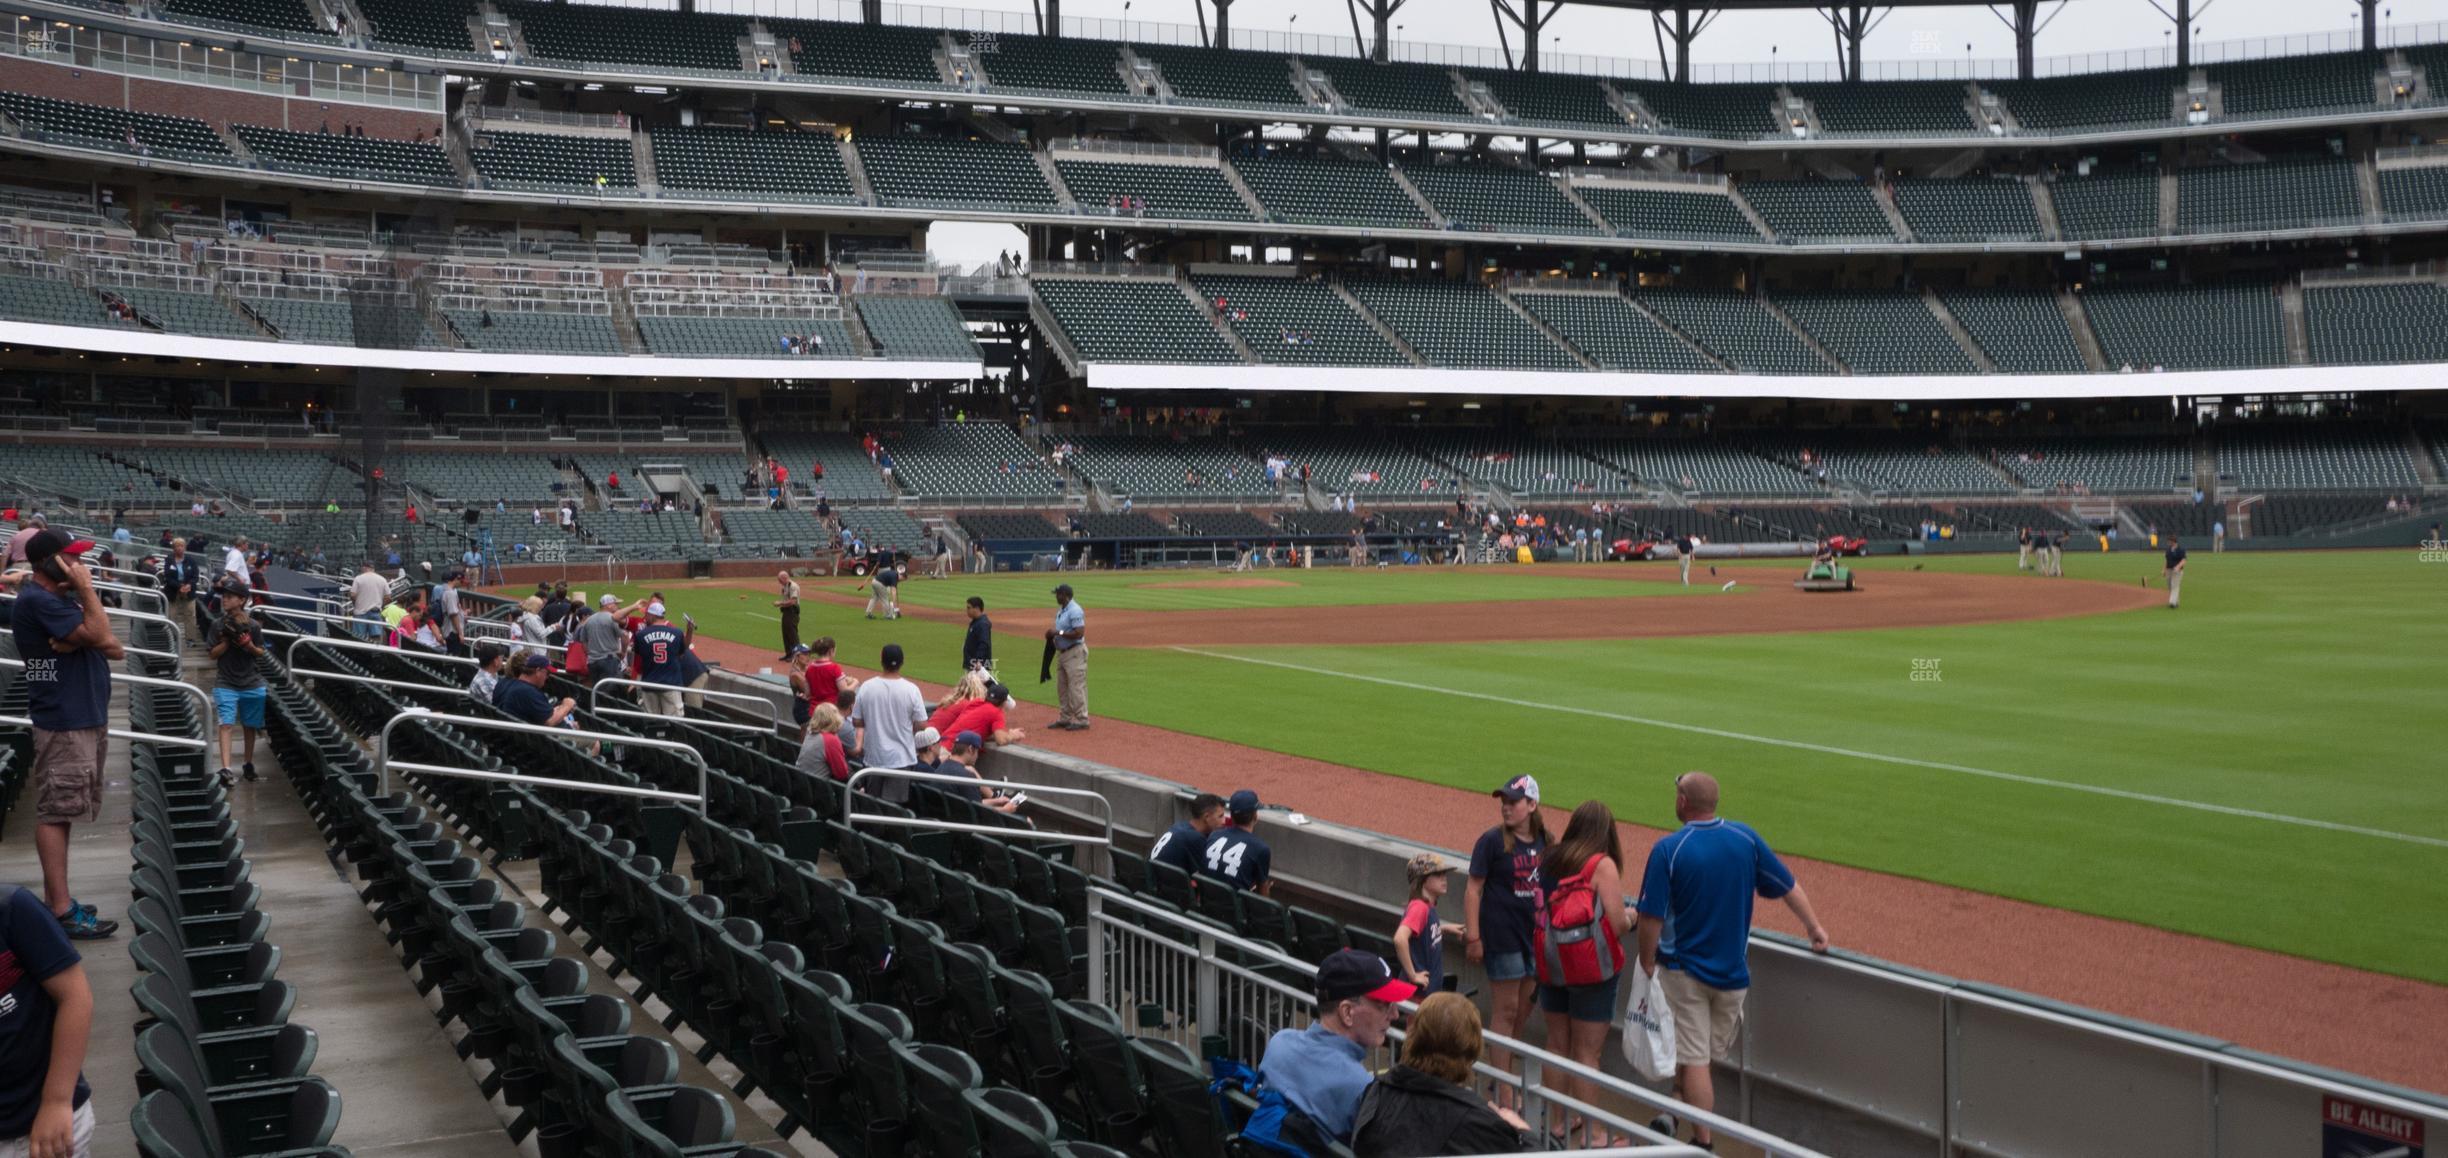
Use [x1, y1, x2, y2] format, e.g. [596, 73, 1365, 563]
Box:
[2324, 1095, 2425, 1158]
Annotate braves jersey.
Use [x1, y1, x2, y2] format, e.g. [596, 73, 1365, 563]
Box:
[1198, 825, 1272, 892]
[633, 624, 689, 686]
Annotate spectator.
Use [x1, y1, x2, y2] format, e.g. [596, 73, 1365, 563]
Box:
[961, 596, 993, 676]
[9, 531, 124, 939]
[0, 884, 98, 1156]
[1637, 773, 1828, 1151]
[774, 571, 801, 661]
[540, 583, 572, 639]
[942, 731, 1018, 813]
[205, 586, 268, 787]
[1199, 789, 1273, 895]
[1259, 949, 1417, 1145]
[159, 538, 200, 630]
[433, 568, 469, 655]
[630, 602, 689, 717]
[787, 637, 853, 730]
[221, 535, 250, 586]
[577, 594, 628, 683]
[1047, 583, 1088, 730]
[496, 653, 581, 737]
[1536, 800, 1635, 1146]
[941, 682, 1024, 746]
[795, 703, 851, 782]
[849, 644, 927, 804]
[1350, 992, 1536, 1158]
[1465, 775, 1547, 1106]
[515, 596, 552, 659]
[469, 643, 506, 706]
[1393, 853, 1458, 996]
[4, 513, 45, 566]
[927, 671, 989, 734]
[1151, 792, 1226, 878]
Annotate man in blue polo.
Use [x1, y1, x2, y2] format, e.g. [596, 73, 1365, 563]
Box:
[1258, 949, 1415, 1144]
[1636, 772, 1829, 1151]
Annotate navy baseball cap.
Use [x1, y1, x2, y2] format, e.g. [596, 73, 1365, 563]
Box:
[1052, 583, 1074, 597]
[1493, 775, 1541, 803]
[952, 730, 985, 751]
[985, 683, 1009, 704]
[880, 643, 905, 670]
[1315, 948, 1417, 1007]
[787, 644, 812, 657]
[519, 652, 554, 670]
[1227, 789, 1261, 813]
[22, 530, 93, 566]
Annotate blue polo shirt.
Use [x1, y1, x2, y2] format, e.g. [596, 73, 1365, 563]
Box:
[1053, 600, 1084, 650]
[1635, 818, 1794, 992]
[1258, 1022, 1369, 1142]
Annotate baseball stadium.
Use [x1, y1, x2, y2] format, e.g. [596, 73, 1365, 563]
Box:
[0, 0, 2443, 1151]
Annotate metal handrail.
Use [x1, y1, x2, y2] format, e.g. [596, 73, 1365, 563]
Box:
[590, 677, 779, 728]
[1087, 885, 1831, 1158]
[285, 633, 481, 675]
[374, 709, 708, 807]
[465, 618, 569, 656]
[844, 767, 1114, 847]
[0, 593, 186, 654]
[86, 580, 168, 611]
[0, 657, 212, 751]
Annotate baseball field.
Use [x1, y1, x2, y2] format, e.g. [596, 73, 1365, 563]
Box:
[512, 546, 2447, 987]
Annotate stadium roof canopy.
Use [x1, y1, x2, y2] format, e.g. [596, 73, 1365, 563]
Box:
[1301, 0, 2390, 82]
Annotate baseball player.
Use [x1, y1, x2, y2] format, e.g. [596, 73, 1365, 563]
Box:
[1676, 532, 1699, 586]
[2016, 527, 2032, 571]
[2163, 536, 2186, 609]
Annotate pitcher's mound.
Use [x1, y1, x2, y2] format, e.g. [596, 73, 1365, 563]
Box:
[1146, 577, 1301, 590]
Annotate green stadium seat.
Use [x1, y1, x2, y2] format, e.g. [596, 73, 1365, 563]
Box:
[1187, 273, 1407, 367]
[1773, 291, 1976, 376]
[968, 32, 1130, 95]
[1034, 277, 1241, 365]
[2177, 157, 2362, 234]
[853, 297, 980, 362]
[2081, 284, 2284, 370]
[1512, 291, 1718, 373]
[649, 126, 857, 202]
[1052, 158, 1253, 221]
[858, 137, 1060, 211]
[470, 130, 636, 194]
[1575, 184, 1761, 242]
[2048, 170, 2160, 240]
[1894, 178, 2041, 242]
[1310, 57, 1468, 119]
[1230, 153, 1428, 229]
[2305, 281, 2448, 365]
[358, 0, 481, 54]
[1342, 279, 1580, 371]
[1738, 179, 1896, 242]
[1936, 288, 2088, 374]
[1634, 288, 1831, 376]
[1400, 160, 1601, 235]
[502, 0, 747, 71]
[1138, 44, 1305, 109]
[235, 125, 457, 186]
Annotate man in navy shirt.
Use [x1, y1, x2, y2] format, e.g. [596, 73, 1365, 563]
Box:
[8, 531, 123, 940]
[1199, 789, 1273, 895]
[496, 653, 578, 732]
[1635, 772, 1828, 1150]
[1149, 793, 1226, 880]
[961, 597, 994, 678]
[630, 601, 690, 717]
[0, 886, 96, 1155]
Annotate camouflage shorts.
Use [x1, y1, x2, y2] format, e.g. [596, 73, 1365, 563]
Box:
[33, 725, 107, 825]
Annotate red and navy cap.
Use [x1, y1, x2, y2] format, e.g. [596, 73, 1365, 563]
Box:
[22, 530, 93, 566]
[1316, 948, 1418, 1007]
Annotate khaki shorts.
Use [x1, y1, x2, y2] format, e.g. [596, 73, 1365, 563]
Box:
[641, 688, 685, 718]
[34, 726, 108, 825]
[1661, 968, 1747, 1067]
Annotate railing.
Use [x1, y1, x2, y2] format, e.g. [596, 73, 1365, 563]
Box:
[1736, 934, 2448, 1156]
[843, 768, 1115, 847]
[1048, 138, 1216, 161]
[373, 709, 710, 806]
[284, 633, 480, 680]
[1085, 886, 1827, 1157]
[0, 657, 211, 751]
[587, 676, 781, 735]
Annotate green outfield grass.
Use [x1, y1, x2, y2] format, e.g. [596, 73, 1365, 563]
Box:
[516, 548, 2448, 983]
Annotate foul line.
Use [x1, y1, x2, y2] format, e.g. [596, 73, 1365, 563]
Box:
[1168, 646, 2448, 850]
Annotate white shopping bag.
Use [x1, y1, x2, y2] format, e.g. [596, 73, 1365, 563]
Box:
[1622, 967, 1678, 1082]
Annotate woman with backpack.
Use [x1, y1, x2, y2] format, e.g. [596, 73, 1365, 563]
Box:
[1534, 799, 1636, 1146]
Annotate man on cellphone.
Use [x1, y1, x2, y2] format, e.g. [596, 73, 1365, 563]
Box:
[7, 532, 125, 940]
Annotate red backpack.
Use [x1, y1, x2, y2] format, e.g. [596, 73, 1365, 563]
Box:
[1536, 854, 1625, 988]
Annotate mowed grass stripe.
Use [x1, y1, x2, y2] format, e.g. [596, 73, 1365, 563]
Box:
[860, 567, 1707, 613]
[1168, 645, 2447, 848]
